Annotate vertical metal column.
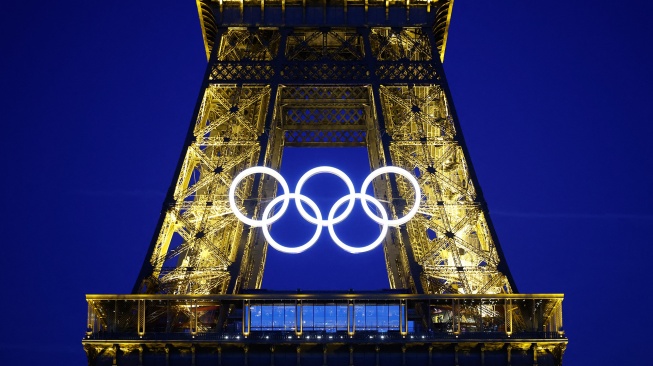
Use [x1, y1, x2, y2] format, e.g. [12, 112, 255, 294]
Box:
[452, 298, 460, 335]
[86, 300, 95, 337]
[137, 299, 145, 337]
[243, 300, 251, 336]
[190, 300, 198, 335]
[400, 299, 408, 336]
[228, 28, 289, 293]
[361, 26, 423, 293]
[347, 300, 355, 336]
[505, 299, 513, 336]
[295, 300, 303, 336]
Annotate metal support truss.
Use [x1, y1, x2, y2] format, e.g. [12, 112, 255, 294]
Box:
[133, 1, 516, 297]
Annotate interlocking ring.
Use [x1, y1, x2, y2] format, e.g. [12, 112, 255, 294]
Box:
[229, 166, 291, 228]
[229, 166, 421, 254]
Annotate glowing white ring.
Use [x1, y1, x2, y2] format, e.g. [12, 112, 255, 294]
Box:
[360, 166, 421, 226]
[228, 166, 290, 227]
[228, 166, 421, 253]
[328, 193, 389, 254]
[262, 193, 322, 254]
[294, 166, 356, 226]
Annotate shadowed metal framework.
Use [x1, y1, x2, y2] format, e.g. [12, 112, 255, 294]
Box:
[83, 1, 567, 365]
[133, 0, 516, 297]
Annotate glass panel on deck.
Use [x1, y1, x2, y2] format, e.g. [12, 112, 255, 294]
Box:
[302, 304, 313, 331]
[377, 304, 389, 331]
[336, 305, 348, 331]
[314, 304, 325, 331]
[366, 304, 378, 330]
[273, 305, 285, 329]
[325, 305, 336, 332]
[261, 305, 273, 330]
[388, 305, 400, 330]
[284, 305, 296, 330]
[355, 304, 365, 330]
[251, 305, 262, 330]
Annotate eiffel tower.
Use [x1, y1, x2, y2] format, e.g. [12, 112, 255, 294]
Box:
[83, 1, 567, 365]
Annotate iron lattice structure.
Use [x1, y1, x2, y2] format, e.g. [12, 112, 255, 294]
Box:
[132, 0, 516, 297]
[83, 2, 568, 365]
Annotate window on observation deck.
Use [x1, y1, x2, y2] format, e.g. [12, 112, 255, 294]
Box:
[248, 301, 402, 333]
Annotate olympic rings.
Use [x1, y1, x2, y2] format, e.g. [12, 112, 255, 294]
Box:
[262, 193, 322, 254]
[328, 193, 389, 254]
[360, 166, 421, 226]
[295, 166, 356, 226]
[228, 166, 421, 254]
[229, 166, 290, 228]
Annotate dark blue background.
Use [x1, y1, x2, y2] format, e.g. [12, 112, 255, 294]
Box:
[1, 1, 652, 364]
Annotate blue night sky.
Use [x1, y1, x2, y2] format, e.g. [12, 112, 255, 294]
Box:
[1, 1, 652, 365]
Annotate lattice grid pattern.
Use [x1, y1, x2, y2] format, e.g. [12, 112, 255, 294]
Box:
[282, 63, 369, 81]
[144, 85, 271, 294]
[284, 130, 367, 146]
[370, 27, 432, 61]
[218, 28, 281, 61]
[379, 85, 511, 294]
[286, 29, 364, 61]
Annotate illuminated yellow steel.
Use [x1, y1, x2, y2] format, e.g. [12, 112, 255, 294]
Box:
[243, 300, 251, 336]
[505, 298, 514, 336]
[137, 299, 145, 337]
[197, 0, 452, 61]
[295, 301, 303, 336]
[347, 300, 355, 336]
[136, 3, 513, 297]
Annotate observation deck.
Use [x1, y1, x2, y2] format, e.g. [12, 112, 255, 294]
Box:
[83, 291, 567, 365]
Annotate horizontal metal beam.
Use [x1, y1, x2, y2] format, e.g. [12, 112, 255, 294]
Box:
[87, 292, 565, 301]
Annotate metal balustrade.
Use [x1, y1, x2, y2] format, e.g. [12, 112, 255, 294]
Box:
[85, 292, 565, 342]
